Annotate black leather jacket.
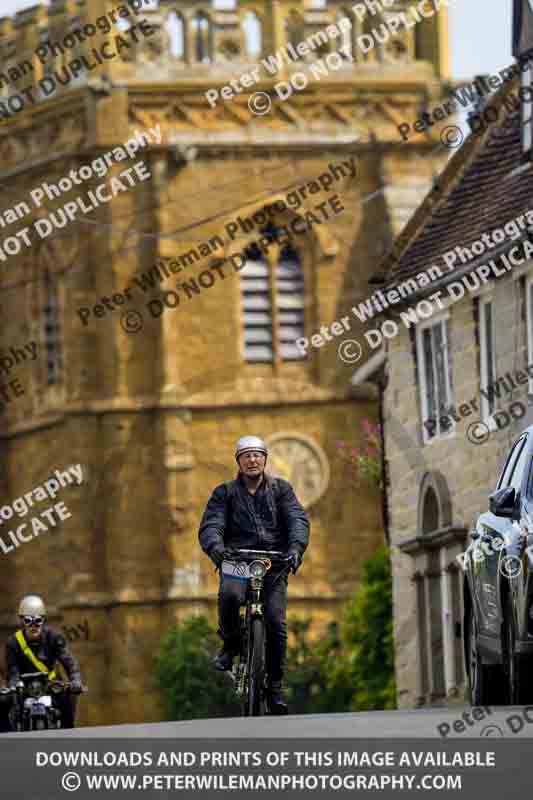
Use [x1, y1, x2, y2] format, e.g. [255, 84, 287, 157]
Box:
[5, 627, 82, 687]
[198, 473, 310, 557]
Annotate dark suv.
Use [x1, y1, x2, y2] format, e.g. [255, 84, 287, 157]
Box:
[464, 426, 533, 705]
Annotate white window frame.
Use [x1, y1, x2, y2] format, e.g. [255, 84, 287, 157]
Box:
[417, 312, 455, 444]
[479, 296, 499, 427]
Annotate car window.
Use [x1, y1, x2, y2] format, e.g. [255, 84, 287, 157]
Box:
[497, 437, 526, 489]
[509, 436, 529, 493]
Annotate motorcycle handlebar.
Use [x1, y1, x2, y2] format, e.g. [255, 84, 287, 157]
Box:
[50, 681, 88, 695]
[0, 682, 88, 695]
[222, 549, 290, 563]
[217, 550, 294, 575]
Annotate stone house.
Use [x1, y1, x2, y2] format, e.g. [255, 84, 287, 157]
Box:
[0, 0, 449, 724]
[361, 0, 533, 708]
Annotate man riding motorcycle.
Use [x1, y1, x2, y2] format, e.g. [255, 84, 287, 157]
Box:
[0, 595, 83, 732]
[198, 436, 310, 715]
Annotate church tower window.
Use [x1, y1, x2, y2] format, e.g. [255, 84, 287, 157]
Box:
[240, 228, 306, 364]
[42, 269, 63, 386]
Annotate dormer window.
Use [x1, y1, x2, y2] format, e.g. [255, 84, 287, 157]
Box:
[521, 60, 533, 158]
[514, 0, 533, 158]
[514, 0, 533, 58]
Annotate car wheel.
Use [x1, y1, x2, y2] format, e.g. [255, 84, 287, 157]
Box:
[467, 604, 504, 705]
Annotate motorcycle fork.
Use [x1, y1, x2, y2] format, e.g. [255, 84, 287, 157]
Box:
[247, 578, 265, 688]
[249, 577, 263, 619]
[234, 604, 248, 697]
[16, 695, 24, 731]
[235, 578, 264, 698]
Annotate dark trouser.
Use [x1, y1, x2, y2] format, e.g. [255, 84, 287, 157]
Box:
[218, 568, 288, 684]
[57, 693, 78, 729]
[0, 693, 77, 731]
[0, 696, 11, 733]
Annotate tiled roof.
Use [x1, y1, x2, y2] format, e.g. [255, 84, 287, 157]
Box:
[375, 76, 533, 290]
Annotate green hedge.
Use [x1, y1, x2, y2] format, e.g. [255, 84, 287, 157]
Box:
[153, 616, 238, 720]
[327, 545, 396, 711]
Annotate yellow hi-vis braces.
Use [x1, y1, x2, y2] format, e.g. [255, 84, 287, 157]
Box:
[15, 630, 57, 680]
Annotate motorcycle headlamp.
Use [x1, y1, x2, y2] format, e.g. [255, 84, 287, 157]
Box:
[249, 560, 268, 579]
[28, 680, 43, 699]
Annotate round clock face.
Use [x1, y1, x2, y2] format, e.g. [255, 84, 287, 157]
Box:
[266, 434, 329, 509]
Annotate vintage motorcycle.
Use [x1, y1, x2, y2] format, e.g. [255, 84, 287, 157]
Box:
[0, 671, 86, 731]
[221, 548, 291, 717]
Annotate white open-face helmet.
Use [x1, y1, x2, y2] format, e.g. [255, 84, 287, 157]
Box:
[18, 595, 47, 619]
[235, 436, 268, 463]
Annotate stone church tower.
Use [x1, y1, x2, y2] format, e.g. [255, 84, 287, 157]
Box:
[0, 0, 450, 725]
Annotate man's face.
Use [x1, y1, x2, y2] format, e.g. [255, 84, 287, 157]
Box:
[238, 450, 266, 478]
[21, 615, 44, 641]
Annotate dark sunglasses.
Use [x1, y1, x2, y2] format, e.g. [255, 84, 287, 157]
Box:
[22, 616, 45, 626]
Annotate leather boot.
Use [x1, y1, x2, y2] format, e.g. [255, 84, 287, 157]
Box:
[266, 681, 288, 715]
[213, 637, 240, 671]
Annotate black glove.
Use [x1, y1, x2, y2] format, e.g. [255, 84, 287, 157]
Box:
[208, 544, 225, 568]
[70, 680, 82, 694]
[287, 549, 302, 574]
